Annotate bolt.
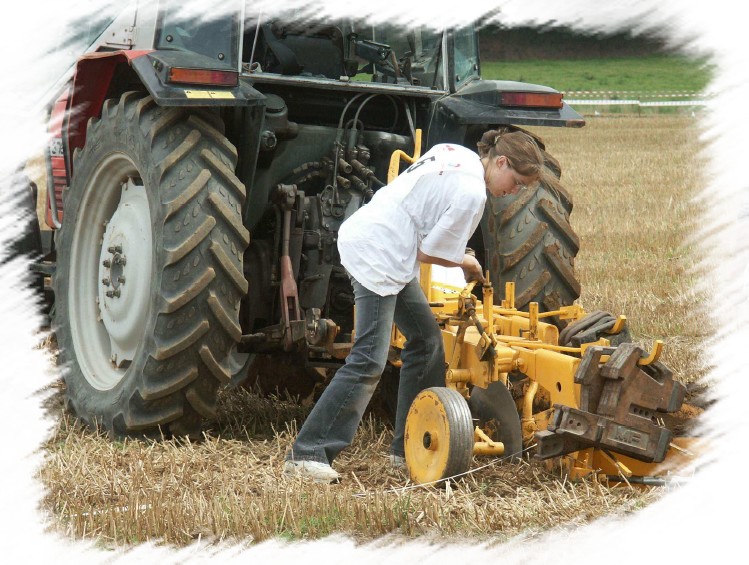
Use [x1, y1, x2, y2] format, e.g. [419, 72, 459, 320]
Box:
[118, 276, 126, 284]
[102, 278, 110, 286]
[106, 289, 121, 298]
[108, 245, 122, 253]
[103, 259, 111, 268]
[114, 255, 126, 266]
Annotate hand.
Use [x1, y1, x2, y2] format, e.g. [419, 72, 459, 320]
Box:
[460, 254, 485, 284]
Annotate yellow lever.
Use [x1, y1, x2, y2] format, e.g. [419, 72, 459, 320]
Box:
[638, 340, 664, 366]
[388, 129, 422, 183]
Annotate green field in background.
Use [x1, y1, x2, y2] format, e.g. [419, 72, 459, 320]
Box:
[480, 55, 713, 94]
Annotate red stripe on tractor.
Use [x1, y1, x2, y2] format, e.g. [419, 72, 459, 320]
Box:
[47, 50, 153, 228]
[46, 89, 71, 228]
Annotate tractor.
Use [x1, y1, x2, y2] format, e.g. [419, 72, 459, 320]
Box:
[30, 1, 694, 484]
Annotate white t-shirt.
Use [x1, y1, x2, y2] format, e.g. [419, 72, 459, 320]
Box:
[338, 143, 486, 296]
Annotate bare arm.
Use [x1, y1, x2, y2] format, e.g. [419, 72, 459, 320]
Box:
[417, 250, 485, 283]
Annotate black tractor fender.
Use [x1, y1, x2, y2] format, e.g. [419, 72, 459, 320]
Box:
[66, 50, 266, 161]
[129, 50, 266, 108]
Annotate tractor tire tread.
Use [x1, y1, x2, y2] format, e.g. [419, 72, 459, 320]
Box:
[537, 198, 580, 254]
[209, 240, 249, 294]
[162, 267, 216, 314]
[482, 153, 580, 327]
[199, 344, 232, 385]
[163, 215, 216, 266]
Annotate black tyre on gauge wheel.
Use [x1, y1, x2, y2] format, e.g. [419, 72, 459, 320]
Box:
[482, 148, 581, 328]
[54, 92, 249, 439]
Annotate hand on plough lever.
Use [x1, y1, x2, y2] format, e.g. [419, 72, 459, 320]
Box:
[456, 276, 497, 362]
[459, 249, 485, 285]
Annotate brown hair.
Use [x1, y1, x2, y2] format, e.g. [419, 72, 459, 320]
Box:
[476, 128, 545, 178]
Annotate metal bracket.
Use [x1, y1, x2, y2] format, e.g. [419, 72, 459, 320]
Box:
[535, 343, 686, 463]
[105, 25, 136, 48]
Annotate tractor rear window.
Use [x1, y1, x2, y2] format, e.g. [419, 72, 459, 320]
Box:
[156, 10, 240, 68]
[453, 26, 480, 88]
[242, 12, 448, 91]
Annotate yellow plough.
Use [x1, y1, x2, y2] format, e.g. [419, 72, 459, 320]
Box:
[395, 268, 699, 485]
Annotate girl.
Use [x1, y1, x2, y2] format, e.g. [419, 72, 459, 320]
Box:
[285, 128, 546, 482]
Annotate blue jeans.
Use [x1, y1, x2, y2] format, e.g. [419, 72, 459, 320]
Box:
[288, 277, 446, 464]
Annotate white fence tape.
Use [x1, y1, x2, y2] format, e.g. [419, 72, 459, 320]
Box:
[565, 99, 640, 106]
[565, 99, 709, 108]
[563, 91, 711, 108]
[639, 100, 709, 107]
[563, 90, 707, 98]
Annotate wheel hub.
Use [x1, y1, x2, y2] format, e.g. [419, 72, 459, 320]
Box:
[422, 431, 435, 450]
[97, 178, 153, 368]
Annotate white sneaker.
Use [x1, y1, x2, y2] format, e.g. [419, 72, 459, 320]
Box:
[389, 454, 407, 470]
[283, 460, 341, 483]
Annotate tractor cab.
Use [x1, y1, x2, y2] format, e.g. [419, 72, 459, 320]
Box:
[239, 14, 476, 93]
[153, 4, 481, 94]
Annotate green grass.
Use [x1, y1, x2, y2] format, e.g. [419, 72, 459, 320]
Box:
[480, 55, 714, 94]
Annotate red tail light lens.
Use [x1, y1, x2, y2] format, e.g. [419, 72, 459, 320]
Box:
[168, 67, 238, 87]
[500, 92, 564, 109]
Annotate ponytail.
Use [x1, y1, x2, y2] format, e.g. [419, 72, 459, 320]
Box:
[477, 127, 545, 178]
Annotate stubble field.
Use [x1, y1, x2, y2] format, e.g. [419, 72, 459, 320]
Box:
[37, 113, 711, 548]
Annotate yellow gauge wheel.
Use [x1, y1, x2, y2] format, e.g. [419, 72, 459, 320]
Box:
[404, 387, 474, 485]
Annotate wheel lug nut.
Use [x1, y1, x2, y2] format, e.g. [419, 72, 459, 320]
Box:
[118, 276, 126, 284]
[102, 278, 110, 286]
[108, 245, 122, 253]
[105, 289, 120, 298]
[103, 259, 111, 268]
[114, 256, 126, 266]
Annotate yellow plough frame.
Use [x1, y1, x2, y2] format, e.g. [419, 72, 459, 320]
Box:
[394, 268, 699, 485]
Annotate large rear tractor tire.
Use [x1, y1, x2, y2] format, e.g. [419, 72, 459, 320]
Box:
[482, 151, 580, 327]
[54, 92, 249, 439]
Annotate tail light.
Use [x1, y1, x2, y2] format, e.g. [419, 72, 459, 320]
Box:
[499, 92, 564, 109]
[168, 67, 238, 87]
